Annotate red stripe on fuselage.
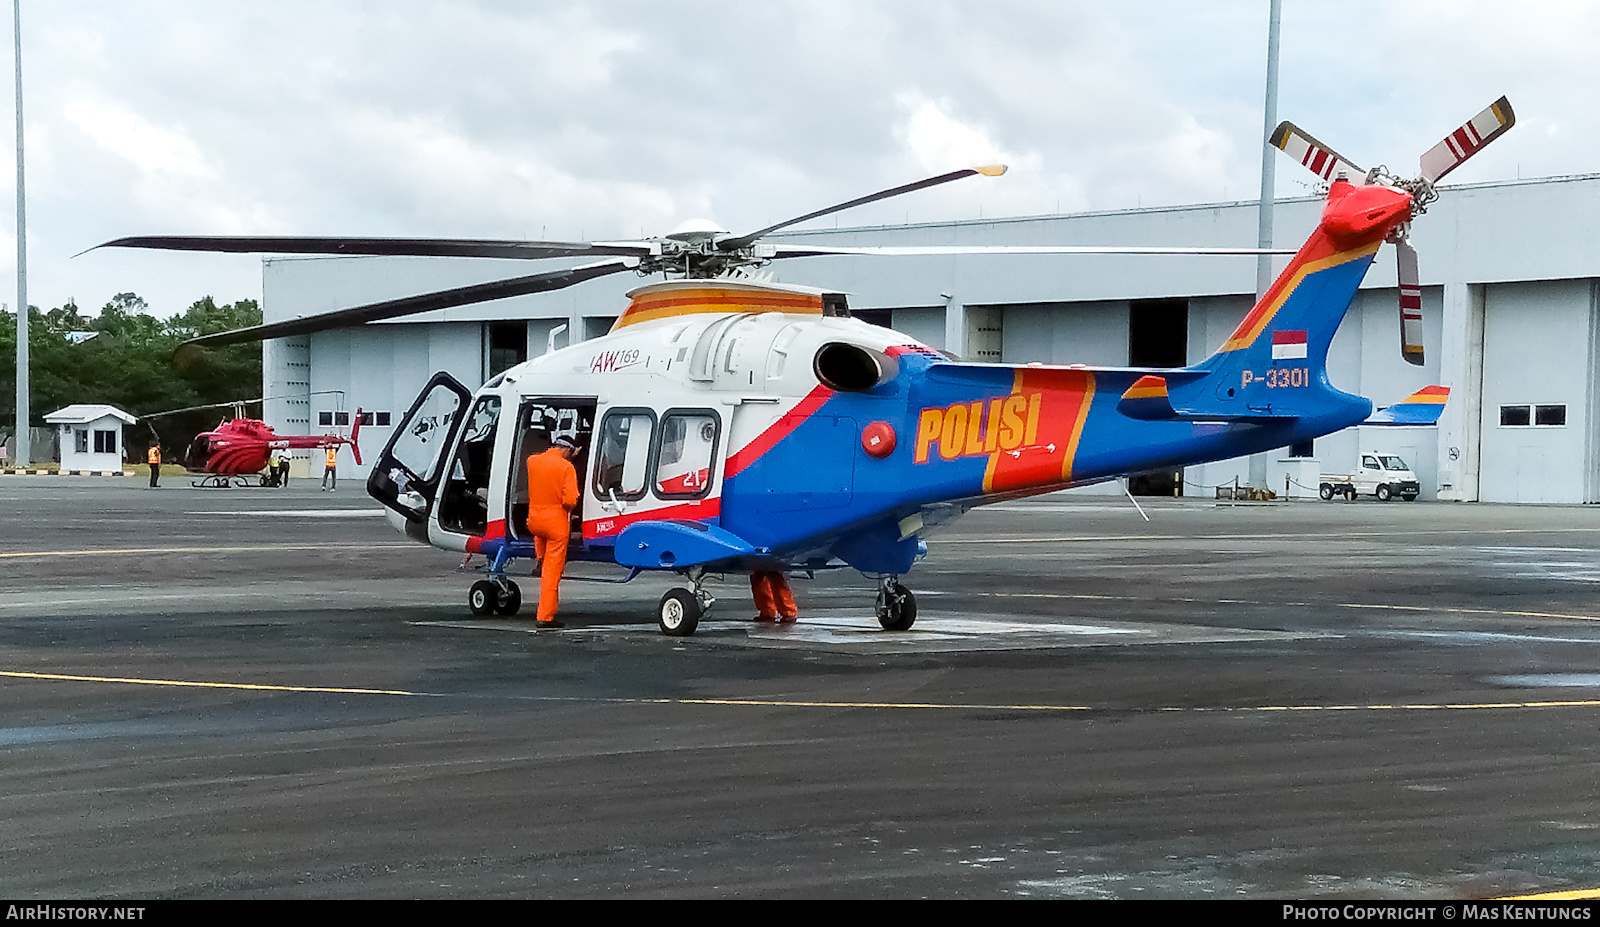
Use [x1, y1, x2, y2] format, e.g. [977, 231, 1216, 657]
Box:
[724, 384, 834, 479]
[583, 497, 722, 539]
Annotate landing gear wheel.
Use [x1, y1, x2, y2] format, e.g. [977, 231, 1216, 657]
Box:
[468, 580, 498, 616]
[494, 580, 522, 616]
[875, 582, 917, 631]
[1319, 484, 1334, 501]
[658, 588, 701, 637]
[1376, 484, 1392, 502]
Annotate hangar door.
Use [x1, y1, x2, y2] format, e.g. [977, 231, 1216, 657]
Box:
[1476, 280, 1596, 503]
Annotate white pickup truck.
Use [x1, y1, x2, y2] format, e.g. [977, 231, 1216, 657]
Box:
[1319, 453, 1421, 501]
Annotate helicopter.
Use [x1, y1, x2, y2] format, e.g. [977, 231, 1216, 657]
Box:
[98, 97, 1512, 633]
[143, 398, 364, 487]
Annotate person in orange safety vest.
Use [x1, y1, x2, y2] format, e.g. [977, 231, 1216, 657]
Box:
[147, 443, 161, 488]
[525, 434, 580, 628]
[321, 444, 338, 491]
[751, 570, 797, 623]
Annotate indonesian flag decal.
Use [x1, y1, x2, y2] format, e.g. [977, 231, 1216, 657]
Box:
[1271, 329, 1308, 360]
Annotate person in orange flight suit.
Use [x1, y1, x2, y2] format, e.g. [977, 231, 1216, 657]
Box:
[321, 444, 338, 491]
[525, 435, 580, 628]
[750, 570, 797, 623]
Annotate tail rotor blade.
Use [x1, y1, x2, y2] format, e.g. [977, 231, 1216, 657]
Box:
[1418, 96, 1516, 184]
[1395, 237, 1425, 366]
[1269, 121, 1365, 182]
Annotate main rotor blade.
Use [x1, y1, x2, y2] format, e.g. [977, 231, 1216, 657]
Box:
[1418, 95, 1516, 184]
[1269, 121, 1365, 182]
[718, 165, 1007, 251]
[769, 243, 1298, 258]
[91, 236, 653, 261]
[1395, 237, 1425, 366]
[178, 259, 635, 350]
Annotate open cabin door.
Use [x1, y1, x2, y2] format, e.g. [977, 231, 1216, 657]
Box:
[367, 372, 473, 534]
[507, 397, 597, 554]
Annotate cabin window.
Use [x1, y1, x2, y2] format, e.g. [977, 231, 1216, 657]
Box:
[654, 411, 719, 499]
[74, 429, 89, 453]
[593, 409, 655, 502]
[94, 430, 117, 454]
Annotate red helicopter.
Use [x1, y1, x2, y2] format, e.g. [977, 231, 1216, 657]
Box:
[145, 399, 363, 487]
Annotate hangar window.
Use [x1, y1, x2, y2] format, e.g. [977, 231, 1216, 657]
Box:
[1499, 404, 1567, 427]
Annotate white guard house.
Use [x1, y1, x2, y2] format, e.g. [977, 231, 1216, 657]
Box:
[259, 173, 1600, 504]
[45, 404, 137, 473]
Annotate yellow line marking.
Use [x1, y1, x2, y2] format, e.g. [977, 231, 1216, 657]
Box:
[8, 671, 1600, 713]
[651, 698, 1092, 711]
[0, 670, 428, 697]
[1499, 888, 1600, 900]
[0, 543, 413, 559]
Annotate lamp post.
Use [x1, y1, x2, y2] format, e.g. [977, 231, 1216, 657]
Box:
[10, 0, 25, 466]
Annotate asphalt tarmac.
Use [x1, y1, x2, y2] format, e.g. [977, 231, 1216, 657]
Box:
[4, 475, 1600, 899]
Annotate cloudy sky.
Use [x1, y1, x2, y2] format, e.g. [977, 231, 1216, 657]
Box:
[4, 0, 1596, 317]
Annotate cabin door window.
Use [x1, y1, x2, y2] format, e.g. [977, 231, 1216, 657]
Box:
[593, 409, 655, 503]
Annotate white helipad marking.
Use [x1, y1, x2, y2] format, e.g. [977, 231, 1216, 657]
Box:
[415, 609, 1318, 653]
[187, 509, 384, 518]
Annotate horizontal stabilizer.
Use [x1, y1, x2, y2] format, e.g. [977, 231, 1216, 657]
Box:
[1116, 375, 1296, 423]
[1116, 375, 1179, 421]
[1366, 385, 1449, 425]
[614, 520, 757, 570]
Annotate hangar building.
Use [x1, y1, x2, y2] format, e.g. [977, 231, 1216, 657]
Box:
[260, 173, 1600, 504]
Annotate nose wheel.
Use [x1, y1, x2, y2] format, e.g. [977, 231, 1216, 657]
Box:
[469, 578, 522, 616]
[875, 579, 916, 631]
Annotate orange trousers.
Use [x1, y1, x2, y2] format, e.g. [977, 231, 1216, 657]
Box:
[527, 506, 570, 622]
[751, 571, 797, 620]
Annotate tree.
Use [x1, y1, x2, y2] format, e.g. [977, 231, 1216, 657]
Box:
[1, 293, 262, 461]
